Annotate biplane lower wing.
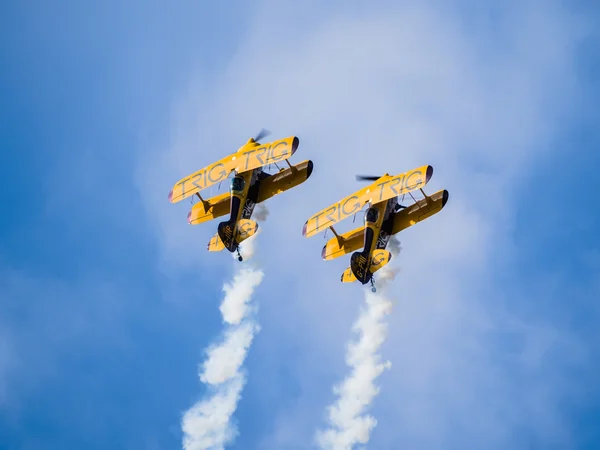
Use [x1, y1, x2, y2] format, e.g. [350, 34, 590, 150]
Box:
[256, 160, 313, 203]
[391, 189, 449, 235]
[302, 164, 433, 238]
[188, 192, 231, 225]
[321, 227, 365, 261]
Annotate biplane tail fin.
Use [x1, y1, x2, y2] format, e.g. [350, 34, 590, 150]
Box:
[217, 220, 237, 252]
[349, 251, 372, 285]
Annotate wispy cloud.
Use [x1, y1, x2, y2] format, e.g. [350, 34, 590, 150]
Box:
[136, 1, 594, 448]
[182, 265, 264, 449]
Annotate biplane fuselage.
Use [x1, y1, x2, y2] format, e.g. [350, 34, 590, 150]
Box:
[169, 135, 312, 260]
[303, 164, 449, 290]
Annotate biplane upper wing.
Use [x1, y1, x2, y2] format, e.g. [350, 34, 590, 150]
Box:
[169, 154, 237, 204]
[168, 136, 299, 204]
[236, 136, 299, 173]
[302, 164, 433, 238]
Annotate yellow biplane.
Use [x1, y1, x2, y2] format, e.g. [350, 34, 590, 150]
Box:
[169, 129, 313, 261]
[302, 165, 449, 292]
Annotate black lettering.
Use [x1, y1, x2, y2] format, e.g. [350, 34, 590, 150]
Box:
[242, 149, 255, 170]
[313, 211, 326, 232]
[341, 196, 361, 216]
[191, 172, 204, 190]
[208, 163, 226, 183]
[254, 147, 267, 165]
[270, 141, 288, 161]
[376, 180, 391, 201]
[404, 170, 423, 191]
[323, 206, 336, 226]
[388, 176, 402, 196]
[177, 180, 186, 196]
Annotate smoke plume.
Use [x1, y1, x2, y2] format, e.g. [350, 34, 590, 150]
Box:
[253, 203, 269, 222]
[386, 235, 402, 257]
[315, 249, 400, 449]
[181, 265, 264, 450]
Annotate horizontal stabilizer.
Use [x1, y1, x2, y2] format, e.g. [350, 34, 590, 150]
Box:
[207, 233, 225, 252]
[341, 267, 357, 283]
[188, 192, 230, 225]
[236, 219, 258, 244]
[369, 249, 391, 274]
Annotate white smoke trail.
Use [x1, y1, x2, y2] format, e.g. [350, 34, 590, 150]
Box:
[181, 263, 264, 450]
[253, 203, 269, 222]
[315, 251, 400, 450]
[236, 204, 268, 261]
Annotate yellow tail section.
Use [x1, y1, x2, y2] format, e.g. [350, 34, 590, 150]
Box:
[369, 249, 392, 274]
[207, 219, 258, 253]
[207, 233, 225, 252]
[236, 219, 258, 244]
[322, 227, 365, 260]
[341, 267, 357, 283]
[188, 192, 231, 225]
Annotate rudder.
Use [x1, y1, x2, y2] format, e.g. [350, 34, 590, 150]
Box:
[217, 220, 237, 252]
[350, 251, 372, 284]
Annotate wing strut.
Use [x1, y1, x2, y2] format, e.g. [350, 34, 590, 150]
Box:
[329, 226, 344, 245]
[196, 193, 212, 211]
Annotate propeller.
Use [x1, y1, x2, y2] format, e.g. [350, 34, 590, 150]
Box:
[355, 175, 382, 182]
[254, 128, 271, 142]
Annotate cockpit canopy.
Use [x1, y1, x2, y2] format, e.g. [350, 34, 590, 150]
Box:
[365, 207, 379, 224]
[230, 176, 245, 193]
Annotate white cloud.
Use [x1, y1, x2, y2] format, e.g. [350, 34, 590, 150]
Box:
[135, 1, 592, 448]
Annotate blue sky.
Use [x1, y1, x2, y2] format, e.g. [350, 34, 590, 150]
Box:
[1, 1, 599, 449]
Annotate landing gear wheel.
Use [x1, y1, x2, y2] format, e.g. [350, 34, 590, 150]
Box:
[370, 278, 376, 293]
[236, 247, 243, 262]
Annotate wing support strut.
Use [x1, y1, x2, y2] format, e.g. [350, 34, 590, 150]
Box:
[329, 226, 344, 245]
